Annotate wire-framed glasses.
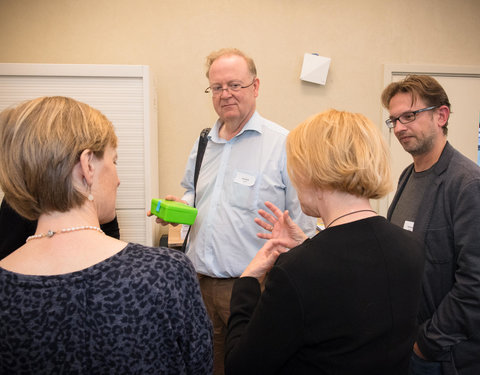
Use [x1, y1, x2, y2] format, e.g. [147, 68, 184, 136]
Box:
[205, 79, 256, 96]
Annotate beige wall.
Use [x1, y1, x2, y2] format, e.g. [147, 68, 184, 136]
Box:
[1, 0, 479, 221]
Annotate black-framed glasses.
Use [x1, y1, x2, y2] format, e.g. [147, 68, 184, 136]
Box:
[385, 105, 439, 129]
[205, 79, 256, 96]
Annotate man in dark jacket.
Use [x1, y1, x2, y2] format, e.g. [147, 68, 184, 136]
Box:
[382, 75, 480, 375]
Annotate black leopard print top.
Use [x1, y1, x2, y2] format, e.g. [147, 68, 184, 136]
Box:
[0, 243, 213, 374]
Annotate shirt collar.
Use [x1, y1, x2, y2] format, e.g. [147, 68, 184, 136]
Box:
[210, 111, 262, 143]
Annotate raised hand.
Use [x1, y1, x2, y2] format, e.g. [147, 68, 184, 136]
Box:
[254, 201, 307, 248]
[241, 238, 291, 282]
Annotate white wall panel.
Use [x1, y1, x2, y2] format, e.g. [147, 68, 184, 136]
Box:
[0, 64, 159, 246]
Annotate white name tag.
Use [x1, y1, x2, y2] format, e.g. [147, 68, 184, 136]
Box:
[233, 171, 256, 186]
[403, 220, 414, 232]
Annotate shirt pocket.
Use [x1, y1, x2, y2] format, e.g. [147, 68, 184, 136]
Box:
[229, 170, 258, 211]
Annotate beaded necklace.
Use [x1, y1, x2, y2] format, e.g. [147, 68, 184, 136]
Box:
[26, 225, 104, 242]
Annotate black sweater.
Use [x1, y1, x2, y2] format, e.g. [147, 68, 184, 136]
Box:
[226, 216, 424, 375]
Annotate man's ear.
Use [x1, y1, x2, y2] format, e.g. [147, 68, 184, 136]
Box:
[437, 105, 450, 128]
[79, 149, 95, 185]
[253, 77, 260, 98]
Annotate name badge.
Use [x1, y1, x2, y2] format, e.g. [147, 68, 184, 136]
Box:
[233, 171, 256, 186]
[403, 220, 414, 232]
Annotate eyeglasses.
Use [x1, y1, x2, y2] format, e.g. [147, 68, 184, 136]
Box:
[205, 79, 256, 96]
[385, 105, 439, 129]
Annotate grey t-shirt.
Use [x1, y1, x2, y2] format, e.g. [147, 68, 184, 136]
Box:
[390, 167, 435, 232]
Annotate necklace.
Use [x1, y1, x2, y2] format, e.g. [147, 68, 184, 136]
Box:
[26, 225, 104, 242]
[325, 209, 377, 229]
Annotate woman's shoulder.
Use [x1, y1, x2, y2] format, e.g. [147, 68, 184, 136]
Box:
[1, 243, 196, 289]
[124, 242, 191, 261]
[277, 216, 421, 263]
[117, 243, 196, 275]
[369, 217, 420, 241]
[274, 237, 315, 272]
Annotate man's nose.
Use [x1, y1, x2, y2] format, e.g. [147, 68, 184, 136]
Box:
[220, 87, 232, 98]
[394, 121, 407, 134]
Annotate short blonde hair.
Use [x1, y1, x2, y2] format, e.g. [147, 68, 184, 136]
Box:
[0, 96, 117, 220]
[205, 48, 257, 78]
[286, 109, 392, 199]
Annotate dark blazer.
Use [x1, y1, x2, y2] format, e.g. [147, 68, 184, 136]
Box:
[387, 142, 480, 375]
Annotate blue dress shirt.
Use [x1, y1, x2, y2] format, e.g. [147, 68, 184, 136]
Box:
[181, 111, 316, 277]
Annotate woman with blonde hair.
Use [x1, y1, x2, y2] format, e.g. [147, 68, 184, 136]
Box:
[0, 96, 212, 374]
[225, 109, 424, 374]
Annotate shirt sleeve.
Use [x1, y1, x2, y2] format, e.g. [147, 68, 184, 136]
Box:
[417, 178, 480, 361]
[225, 266, 304, 375]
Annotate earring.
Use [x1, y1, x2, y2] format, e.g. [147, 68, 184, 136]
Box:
[87, 184, 94, 202]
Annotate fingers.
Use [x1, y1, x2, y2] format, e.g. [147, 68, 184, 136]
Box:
[264, 201, 284, 217]
[156, 218, 170, 226]
[241, 238, 289, 279]
[254, 217, 274, 232]
[147, 209, 168, 225]
[257, 209, 277, 226]
[164, 194, 179, 201]
[256, 232, 273, 240]
[256, 202, 289, 235]
[254, 217, 268, 228]
[283, 211, 294, 226]
[149, 214, 170, 226]
[164, 195, 188, 205]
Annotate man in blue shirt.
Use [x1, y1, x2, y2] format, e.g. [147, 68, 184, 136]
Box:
[153, 48, 316, 374]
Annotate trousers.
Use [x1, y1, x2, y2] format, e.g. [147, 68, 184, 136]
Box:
[198, 274, 236, 375]
[409, 352, 443, 375]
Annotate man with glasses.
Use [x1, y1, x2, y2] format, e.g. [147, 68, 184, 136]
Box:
[154, 48, 316, 374]
[382, 75, 480, 375]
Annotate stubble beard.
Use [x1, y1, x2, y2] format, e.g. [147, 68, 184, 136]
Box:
[403, 133, 436, 157]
